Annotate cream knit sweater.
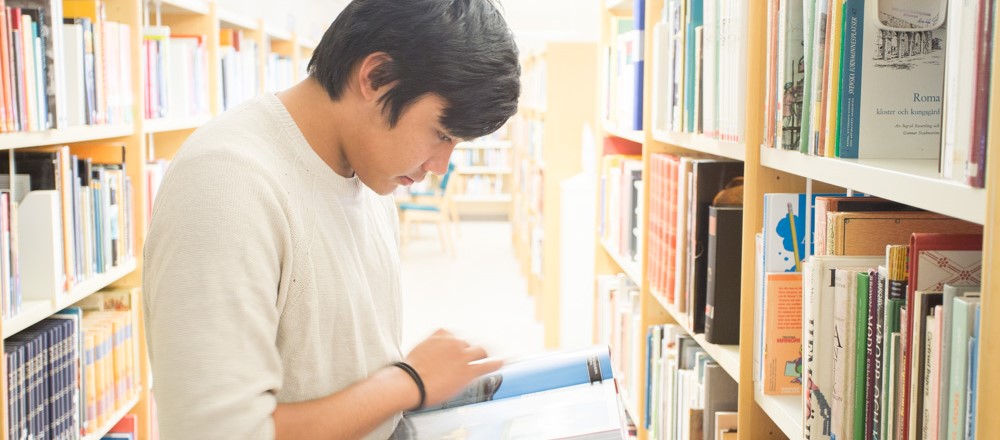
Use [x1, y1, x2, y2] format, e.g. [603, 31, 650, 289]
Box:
[143, 94, 403, 439]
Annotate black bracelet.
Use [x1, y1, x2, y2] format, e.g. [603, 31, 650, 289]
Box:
[393, 361, 426, 411]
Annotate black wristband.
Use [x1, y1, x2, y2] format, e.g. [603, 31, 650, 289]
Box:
[393, 361, 426, 411]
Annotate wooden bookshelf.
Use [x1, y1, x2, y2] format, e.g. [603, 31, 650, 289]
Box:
[156, 0, 210, 15]
[761, 147, 987, 224]
[455, 166, 512, 175]
[80, 394, 142, 440]
[649, 291, 742, 383]
[600, 239, 642, 285]
[0, 0, 325, 437]
[511, 42, 599, 348]
[591, 0, 999, 438]
[143, 115, 213, 134]
[1, 124, 135, 149]
[652, 130, 747, 161]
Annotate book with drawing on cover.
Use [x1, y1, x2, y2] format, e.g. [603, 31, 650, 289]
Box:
[391, 345, 627, 440]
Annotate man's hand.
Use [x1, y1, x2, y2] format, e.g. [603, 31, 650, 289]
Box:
[403, 329, 503, 408]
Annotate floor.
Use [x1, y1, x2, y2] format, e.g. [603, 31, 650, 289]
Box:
[399, 220, 545, 361]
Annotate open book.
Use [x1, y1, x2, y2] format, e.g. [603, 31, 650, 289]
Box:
[390, 345, 627, 439]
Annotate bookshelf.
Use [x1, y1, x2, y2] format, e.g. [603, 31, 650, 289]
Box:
[0, 0, 322, 438]
[591, 0, 999, 438]
[510, 42, 598, 348]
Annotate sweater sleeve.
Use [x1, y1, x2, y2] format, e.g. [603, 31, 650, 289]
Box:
[143, 148, 290, 440]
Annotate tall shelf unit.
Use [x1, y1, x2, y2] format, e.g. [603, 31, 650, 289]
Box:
[595, 0, 998, 439]
[0, 0, 318, 438]
[511, 43, 598, 349]
[449, 139, 514, 218]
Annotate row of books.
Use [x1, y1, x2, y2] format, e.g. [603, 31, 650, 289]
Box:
[599, 148, 747, 345]
[603, 0, 644, 132]
[749, 192, 984, 440]
[784, 244, 983, 440]
[5, 288, 142, 440]
[0, 145, 136, 319]
[646, 324, 738, 440]
[651, 0, 748, 143]
[0, 0, 133, 132]
[219, 27, 259, 111]
[263, 51, 294, 94]
[450, 148, 509, 168]
[762, 0, 993, 188]
[595, 273, 643, 416]
[142, 26, 210, 120]
[599, 154, 642, 264]
[452, 175, 505, 197]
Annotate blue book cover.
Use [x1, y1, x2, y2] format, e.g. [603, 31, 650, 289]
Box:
[632, 0, 646, 131]
[411, 345, 615, 413]
[966, 304, 980, 440]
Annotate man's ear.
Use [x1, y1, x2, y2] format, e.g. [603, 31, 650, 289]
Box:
[356, 52, 394, 102]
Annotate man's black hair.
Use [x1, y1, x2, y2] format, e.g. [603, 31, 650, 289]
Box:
[308, 0, 521, 140]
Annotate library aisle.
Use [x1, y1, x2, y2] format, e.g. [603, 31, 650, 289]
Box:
[400, 221, 545, 359]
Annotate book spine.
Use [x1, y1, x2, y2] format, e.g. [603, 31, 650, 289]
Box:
[968, 0, 995, 188]
[854, 271, 870, 440]
[837, 0, 864, 158]
[865, 268, 881, 440]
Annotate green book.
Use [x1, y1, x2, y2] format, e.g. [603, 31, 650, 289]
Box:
[853, 271, 870, 440]
[800, 0, 814, 153]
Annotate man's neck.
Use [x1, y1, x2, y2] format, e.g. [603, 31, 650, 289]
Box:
[276, 78, 355, 178]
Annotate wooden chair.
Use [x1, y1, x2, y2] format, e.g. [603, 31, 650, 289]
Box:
[399, 163, 459, 255]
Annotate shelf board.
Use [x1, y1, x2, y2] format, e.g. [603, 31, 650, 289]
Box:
[157, 0, 210, 15]
[143, 114, 212, 133]
[1, 124, 134, 149]
[81, 393, 142, 440]
[604, 121, 644, 144]
[456, 166, 512, 175]
[453, 194, 512, 202]
[649, 291, 741, 383]
[599, 239, 641, 285]
[754, 389, 802, 440]
[605, 0, 633, 14]
[760, 147, 987, 224]
[456, 140, 512, 150]
[217, 9, 259, 31]
[264, 26, 292, 41]
[299, 38, 319, 51]
[652, 130, 746, 161]
[3, 260, 137, 339]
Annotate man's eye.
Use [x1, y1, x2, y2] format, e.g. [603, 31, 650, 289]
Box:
[438, 132, 453, 143]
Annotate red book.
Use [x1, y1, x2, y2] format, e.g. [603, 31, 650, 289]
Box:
[900, 233, 983, 440]
[109, 413, 138, 435]
[602, 135, 642, 155]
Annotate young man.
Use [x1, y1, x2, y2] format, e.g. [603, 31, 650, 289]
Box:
[142, 0, 521, 438]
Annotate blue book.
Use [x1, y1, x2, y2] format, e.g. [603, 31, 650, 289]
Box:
[966, 304, 980, 440]
[395, 346, 624, 439]
[632, 0, 646, 131]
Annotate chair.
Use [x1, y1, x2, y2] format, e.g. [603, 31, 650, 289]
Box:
[399, 162, 459, 255]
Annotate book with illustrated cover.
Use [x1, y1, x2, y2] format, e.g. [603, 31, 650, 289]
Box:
[838, 0, 947, 159]
[392, 346, 626, 440]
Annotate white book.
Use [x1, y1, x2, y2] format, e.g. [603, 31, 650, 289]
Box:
[940, 0, 981, 181]
[61, 23, 86, 127]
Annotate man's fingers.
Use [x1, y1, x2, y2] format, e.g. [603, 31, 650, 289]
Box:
[471, 358, 504, 377]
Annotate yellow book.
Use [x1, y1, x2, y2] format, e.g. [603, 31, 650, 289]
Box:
[84, 333, 98, 433]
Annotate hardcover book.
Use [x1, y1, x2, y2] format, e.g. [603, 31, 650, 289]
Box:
[704, 206, 742, 345]
[826, 211, 982, 256]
